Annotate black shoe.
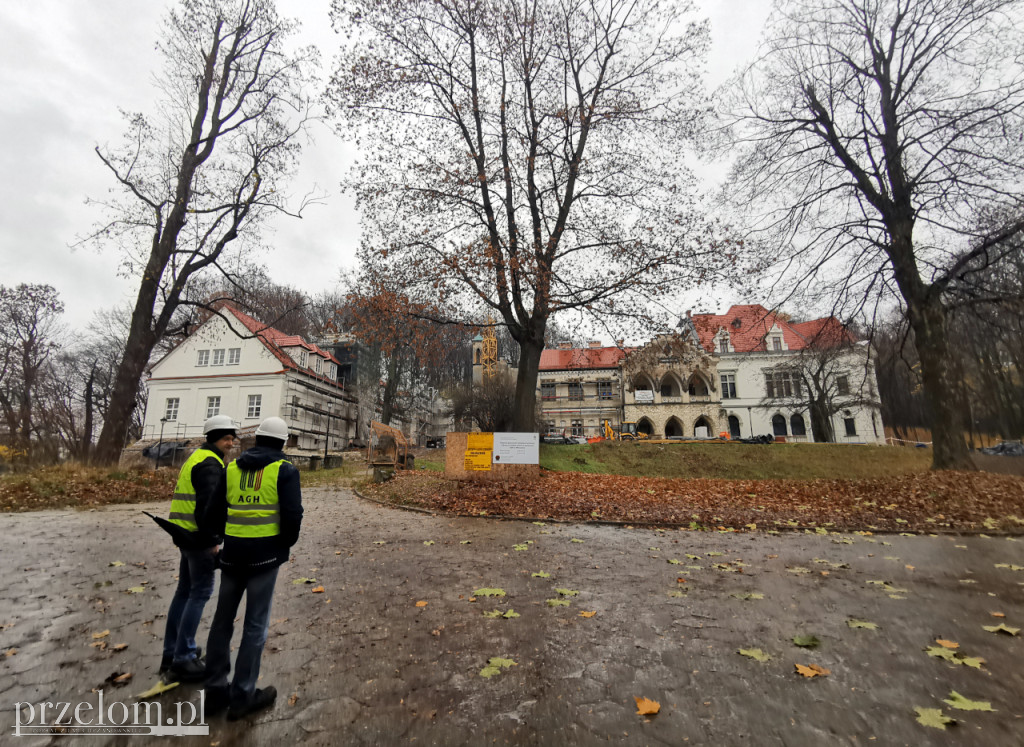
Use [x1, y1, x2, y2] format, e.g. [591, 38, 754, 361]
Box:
[160, 646, 202, 675]
[168, 657, 207, 683]
[204, 687, 230, 717]
[227, 687, 277, 721]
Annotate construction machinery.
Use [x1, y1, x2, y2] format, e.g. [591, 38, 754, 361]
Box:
[603, 420, 649, 441]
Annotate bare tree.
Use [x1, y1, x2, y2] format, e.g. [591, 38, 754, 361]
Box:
[720, 0, 1024, 469]
[83, 0, 317, 464]
[0, 284, 64, 458]
[329, 0, 730, 431]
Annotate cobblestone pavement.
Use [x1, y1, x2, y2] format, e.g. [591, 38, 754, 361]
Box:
[2, 489, 1023, 746]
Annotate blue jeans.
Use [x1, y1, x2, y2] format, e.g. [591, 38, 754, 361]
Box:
[162, 547, 217, 664]
[204, 566, 279, 706]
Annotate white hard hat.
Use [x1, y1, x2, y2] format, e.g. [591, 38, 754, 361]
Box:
[203, 414, 237, 434]
[255, 416, 289, 441]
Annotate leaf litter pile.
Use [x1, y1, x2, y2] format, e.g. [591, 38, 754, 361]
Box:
[363, 470, 1024, 532]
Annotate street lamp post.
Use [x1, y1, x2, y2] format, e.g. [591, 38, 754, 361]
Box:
[157, 416, 168, 470]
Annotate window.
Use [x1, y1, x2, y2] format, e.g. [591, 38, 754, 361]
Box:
[211, 349, 225, 366]
[315, 357, 322, 374]
[687, 376, 708, 397]
[164, 397, 180, 420]
[206, 396, 221, 418]
[720, 373, 737, 399]
[544, 420, 556, 434]
[728, 415, 741, 439]
[541, 382, 557, 400]
[790, 413, 806, 436]
[227, 348, 241, 365]
[571, 420, 583, 436]
[772, 414, 787, 436]
[291, 395, 299, 419]
[844, 417, 857, 436]
[299, 350, 308, 368]
[765, 371, 801, 398]
[771, 336, 783, 351]
[719, 337, 730, 353]
[247, 394, 262, 418]
[836, 375, 850, 396]
[597, 380, 613, 399]
[196, 350, 210, 366]
[568, 382, 583, 401]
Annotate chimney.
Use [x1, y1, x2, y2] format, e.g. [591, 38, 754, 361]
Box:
[588, 340, 601, 348]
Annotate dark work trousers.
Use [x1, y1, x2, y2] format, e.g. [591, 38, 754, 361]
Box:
[204, 565, 280, 706]
[162, 547, 217, 665]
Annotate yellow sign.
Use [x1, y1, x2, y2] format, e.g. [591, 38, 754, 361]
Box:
[464, 449, 492, 471]
[465, 432, 493, 471]
[467, 432, 493, 450]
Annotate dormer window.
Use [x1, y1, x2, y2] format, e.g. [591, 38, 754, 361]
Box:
[772, 336, 783, 351]
[299, 350, 308, 368]
[315, 357, 322, 374]
[719, 337, 730, 354]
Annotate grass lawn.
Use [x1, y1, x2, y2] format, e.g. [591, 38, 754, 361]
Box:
[539, 441, 932, 480]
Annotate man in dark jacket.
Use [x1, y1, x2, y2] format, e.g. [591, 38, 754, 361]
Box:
[161, 414, 236, 682]
[200, 416, 303, 720]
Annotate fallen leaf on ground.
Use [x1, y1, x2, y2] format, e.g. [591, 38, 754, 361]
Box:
[311, 586, 325, 593]
[793, 635, 821, 649]
[137, 680, 179, 699]
[92, 630, 110, 639]
[479, 657, 516, 678]
[109, 561, 125, 567]
[914, 707, 955, 730]
[90, 641, 107, 650]
[942, 691, 995, 712]
[554, 588, 579, 597]
[579, 611, 597, 618]
[795, 663, 830, 678]
[531, 571, 551, 578]
[546, 599, 570, 607]
[107, 672, 132, 686]
[634, 696, 660, 716]
[513, 544, 528, 551]
[731, 592, 764, 600]
[991, 612, 1005, 618]
[415, 600, 428, 607]
[112, 643, 129, 651]
[847, 620, 879, 630]
[423, 540, 435, 546]
[288, 693, 298, 706]
[935, 639, 959, 649]
[738, 648, 771, 662]
[473, 588, 506, 597]
[4, 648, 16, 657]
[982, 623, 1019, 635]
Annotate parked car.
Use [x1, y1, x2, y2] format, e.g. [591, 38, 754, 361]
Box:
[541, 433, 577, 445]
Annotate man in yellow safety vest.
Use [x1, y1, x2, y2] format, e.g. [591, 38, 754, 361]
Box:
[160, 414, 236, 683]
[200, 416, 303, 720]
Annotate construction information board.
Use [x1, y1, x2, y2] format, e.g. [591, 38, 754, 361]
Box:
[492, 432, 539, 464]
[465, 432, 493, 471]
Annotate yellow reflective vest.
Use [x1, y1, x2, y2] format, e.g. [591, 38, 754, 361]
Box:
[225, 460, 287, 538]
[169, 448, 225, 531]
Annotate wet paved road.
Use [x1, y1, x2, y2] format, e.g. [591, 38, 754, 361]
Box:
[1, 488, 1023, 746]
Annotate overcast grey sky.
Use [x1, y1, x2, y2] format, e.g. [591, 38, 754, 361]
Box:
[0, 0, 769, 331]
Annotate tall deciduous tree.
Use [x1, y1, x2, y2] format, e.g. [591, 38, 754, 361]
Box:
[720, 0, 1024, 469]
[85, 0, 316, 464]
[329, 0, 729, 431]
[0, 284, 64, 457]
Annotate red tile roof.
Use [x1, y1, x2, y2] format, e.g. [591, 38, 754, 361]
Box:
[690, 305, 851, 353]
[221, 304, 344, 385]
[539, 347, 630, 370]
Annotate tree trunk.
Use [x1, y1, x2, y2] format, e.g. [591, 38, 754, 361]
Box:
[380, 353, 402, 426]
[81, 366, 95, 461]
[809, 395, 835, 443]
[93, 284, 159, 465]
[910, 300, 973, 470]
[512, 334, 544, 432]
